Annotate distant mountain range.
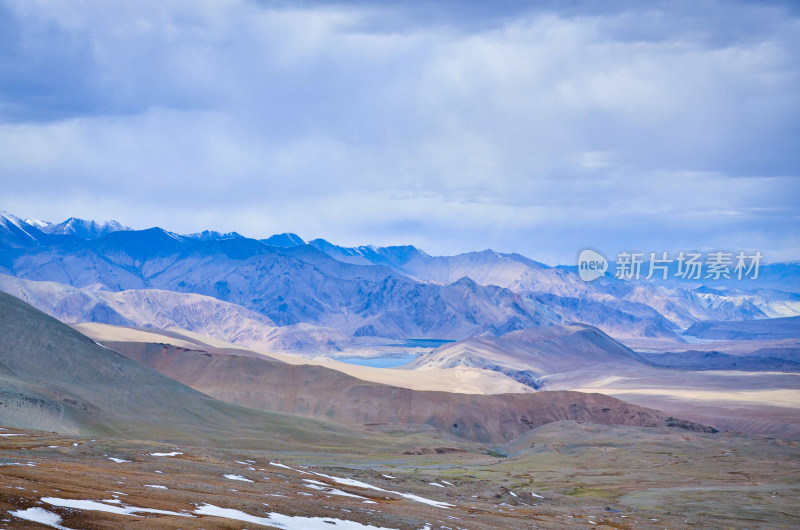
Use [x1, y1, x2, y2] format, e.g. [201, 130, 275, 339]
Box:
[0, 212, 132, 245]
[2, 290, 695, 444]
[685, 315, 800, 341]
[1, 212, 798, 342]
[43, 217, 131, 239]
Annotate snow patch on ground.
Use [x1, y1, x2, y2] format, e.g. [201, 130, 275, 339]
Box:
[41, 497, 191, 517]
[194, 503, 397, 529]
[10, 507, 72, 529]
[224, 474, 254, 482]
[107, 457, 131, 463]
[150, 452, 182, 457]
[303, 479, 369, 499]
[311, 472, 453, 509]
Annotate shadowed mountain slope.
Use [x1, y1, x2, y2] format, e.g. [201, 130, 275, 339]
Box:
[0, 273, 277, 341]
[0, 291, 392, 450]
[0, 274, 359, 353]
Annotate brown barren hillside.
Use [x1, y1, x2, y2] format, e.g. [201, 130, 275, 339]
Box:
[0, 291, 404, 451]
[107, 340, 708, 444]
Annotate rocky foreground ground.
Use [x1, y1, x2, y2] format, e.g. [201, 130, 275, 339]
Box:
[1, 421, 798, 529]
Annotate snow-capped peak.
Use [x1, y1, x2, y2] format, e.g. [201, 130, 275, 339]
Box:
[43, 217, 131, 239]
[0, 211, 23, 225]
[0, 211, 36, 232]
[262, 233, 306, 247]
[0, 212, 42, 247]
[184, 230, 244, 241]
[24, 217, 51, 228]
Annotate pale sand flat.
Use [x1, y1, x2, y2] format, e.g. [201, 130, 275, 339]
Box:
[73, 322, 532, 395]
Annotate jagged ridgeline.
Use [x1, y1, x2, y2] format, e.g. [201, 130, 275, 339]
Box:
[1, 212, 798, 343]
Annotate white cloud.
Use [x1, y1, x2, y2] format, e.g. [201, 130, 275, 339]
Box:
[1, 0, 798, 262]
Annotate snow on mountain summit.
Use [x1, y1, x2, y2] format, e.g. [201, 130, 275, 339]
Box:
[262, 233, 306, 247]
[0, 212, 44, 248]
[307, 239, 430, 268]
[23, 217, 51, 228]
[43, 217, 131, 239]
[185, 230, 244, 241]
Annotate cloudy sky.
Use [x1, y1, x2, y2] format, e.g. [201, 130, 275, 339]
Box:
[1, 0, 798, 264]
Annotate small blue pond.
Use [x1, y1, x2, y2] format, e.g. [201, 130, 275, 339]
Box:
[390, 339, 454, 348]
[337, 339, 455, 368]
[337, 354, 419, 368]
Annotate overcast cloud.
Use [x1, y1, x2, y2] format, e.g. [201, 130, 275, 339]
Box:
[1, 0, 798, 263]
